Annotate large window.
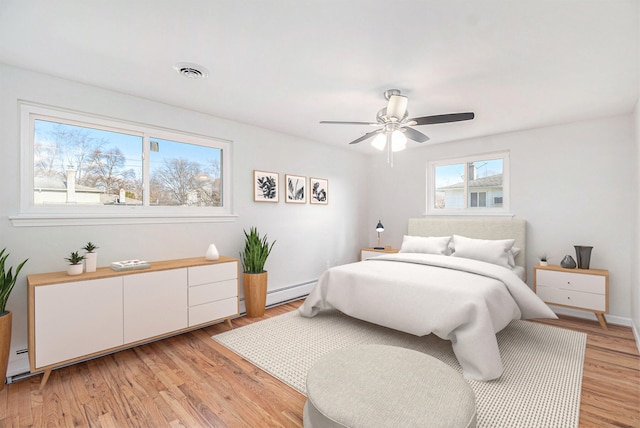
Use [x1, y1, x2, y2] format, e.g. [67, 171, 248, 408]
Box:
[16, 103, 233, 225]
[427, 152, 509, 214]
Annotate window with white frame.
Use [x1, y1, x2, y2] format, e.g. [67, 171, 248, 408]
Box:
[16, 103, 233, 225]
[427, 152, 509, 214]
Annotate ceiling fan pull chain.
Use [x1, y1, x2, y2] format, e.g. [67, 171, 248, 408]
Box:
[387, 133, 393, 167]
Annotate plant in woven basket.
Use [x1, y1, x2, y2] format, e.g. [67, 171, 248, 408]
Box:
[240, 227, 276, 273]
[0, 248, 28, 313]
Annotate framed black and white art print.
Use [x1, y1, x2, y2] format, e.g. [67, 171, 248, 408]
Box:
[285, 174, 306, 204]
[310, 177, 328, 205]
[254, 170, 279, 202]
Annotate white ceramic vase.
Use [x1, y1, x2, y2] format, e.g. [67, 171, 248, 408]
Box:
[85, 252, 97, 273]
[67, 264, 83, 276]
[205, 243, 219, 260]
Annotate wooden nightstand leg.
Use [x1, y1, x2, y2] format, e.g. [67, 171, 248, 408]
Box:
[226, 318, 233, 329]
[39, 368, 52, 390]
[595, 312, 608, 330]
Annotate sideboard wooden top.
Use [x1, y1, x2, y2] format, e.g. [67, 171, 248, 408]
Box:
[27, 256, 239, 287]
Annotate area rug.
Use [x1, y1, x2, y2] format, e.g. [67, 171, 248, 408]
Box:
[213, 309, 586, 428]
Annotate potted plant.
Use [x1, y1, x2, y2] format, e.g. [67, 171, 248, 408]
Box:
[240, 227, 275, 317]
[65, 251, 85, 276]
[539, 255, 549, 266]
[0, 248, 27, 390]
[82, 241, 99, 273]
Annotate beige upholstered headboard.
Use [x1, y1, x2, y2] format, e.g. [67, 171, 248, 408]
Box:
[407, 217, 526, 269]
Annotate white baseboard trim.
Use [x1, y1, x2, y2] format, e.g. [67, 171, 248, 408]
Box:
[549, 305, 632, 327]
[633, 322, 640, 354]
[239, 280, 315, 314]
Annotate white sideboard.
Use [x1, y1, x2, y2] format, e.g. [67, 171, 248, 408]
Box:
[28, 256, 239, 388]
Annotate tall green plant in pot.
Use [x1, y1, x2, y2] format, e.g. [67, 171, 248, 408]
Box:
[240, 227, 275, 317]
[0, 248, 27, 390]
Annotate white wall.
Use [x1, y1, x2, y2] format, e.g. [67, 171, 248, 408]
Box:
[632, 6, 640, 350]
[367, 115, 635, 322]
[633, 99, 640, 347]
[0, 63, 369, 376]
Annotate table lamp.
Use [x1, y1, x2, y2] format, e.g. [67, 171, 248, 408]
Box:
[375, 220, 385, 250]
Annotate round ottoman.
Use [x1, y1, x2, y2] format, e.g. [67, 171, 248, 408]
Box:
[303, 345, 476, 428]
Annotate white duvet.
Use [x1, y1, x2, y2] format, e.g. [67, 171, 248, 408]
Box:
[298, 253, 557, 381]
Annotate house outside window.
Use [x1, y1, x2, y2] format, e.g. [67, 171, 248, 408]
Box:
[427, 152, 509, 214]
[15, 102, 233, 226]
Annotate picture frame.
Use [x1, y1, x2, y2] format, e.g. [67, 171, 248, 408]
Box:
[310, 177, 328, 205]
[285, 174, 307, 204]
[254, 170, 279, 202]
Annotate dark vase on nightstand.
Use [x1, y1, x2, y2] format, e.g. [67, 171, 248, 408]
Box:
[574, 246, 593, 269]
[560, 255, 577, 269]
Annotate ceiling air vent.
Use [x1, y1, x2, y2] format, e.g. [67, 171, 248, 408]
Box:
[173, 62, 209, 80]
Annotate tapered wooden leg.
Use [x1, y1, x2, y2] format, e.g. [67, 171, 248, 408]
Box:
[595, 312, 608, 330]
[39, 369, 51, 390]
[226, 318, 233, 329]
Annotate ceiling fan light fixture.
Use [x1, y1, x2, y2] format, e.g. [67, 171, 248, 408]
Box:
[387, 95, 408, 120]
[391, 130, 407, 152]
[371, 133, 386, 151]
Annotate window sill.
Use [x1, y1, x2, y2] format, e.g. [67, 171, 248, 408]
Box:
[10, 212, 238, 227]
[423, 211, 515, 217]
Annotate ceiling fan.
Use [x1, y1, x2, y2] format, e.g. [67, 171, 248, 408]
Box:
[320, 89, 474, 158]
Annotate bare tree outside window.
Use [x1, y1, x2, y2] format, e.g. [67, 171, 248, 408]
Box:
[148, 137, 222, 207]
[26, 105, 229, 216]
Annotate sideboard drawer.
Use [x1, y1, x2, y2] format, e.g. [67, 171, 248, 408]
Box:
[188, 278, 237, 306]
[189, 297, 238, 327]
[188, 262, 237, 287]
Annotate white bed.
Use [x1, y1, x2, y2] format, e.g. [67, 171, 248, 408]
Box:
[298, 217, 557, 381]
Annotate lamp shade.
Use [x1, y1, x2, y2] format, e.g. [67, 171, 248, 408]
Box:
[391, 130, 407, 152]
[371, 133, 386, 151]
[387, 95, 408, 120]
[376, 220, 384, 232]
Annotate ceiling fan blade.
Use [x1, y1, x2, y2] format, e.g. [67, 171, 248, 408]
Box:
[349, 129, 383, 145]
[320, 120, 379, 126]
[409, 112, 475, 126]
[402, 127, 430, 143]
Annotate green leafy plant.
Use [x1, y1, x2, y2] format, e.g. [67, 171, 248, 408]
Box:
[240, 227, 276, 273]
[539, 255, 549, 262]
[82, 242, 99, 253]
[0, 248, 28, 313]
[65, 251, 85, 265]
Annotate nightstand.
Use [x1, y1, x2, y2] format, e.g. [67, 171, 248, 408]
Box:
[360, 247, 399, 261]
[533, 264, 609, 329]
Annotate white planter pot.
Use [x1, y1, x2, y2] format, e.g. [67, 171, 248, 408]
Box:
[85, 252, 97, 272]
[67, 264, 83, 276]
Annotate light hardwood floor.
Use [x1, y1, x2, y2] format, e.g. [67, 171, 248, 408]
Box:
[1, 300, 638, 427]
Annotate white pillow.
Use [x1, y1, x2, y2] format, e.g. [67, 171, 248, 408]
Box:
[451, 235, 515, 268]
[508, 247, 521, 268]
[399, 235, 452, 255]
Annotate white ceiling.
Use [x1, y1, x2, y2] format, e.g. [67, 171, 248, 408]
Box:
[0, 1, 637, 153]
